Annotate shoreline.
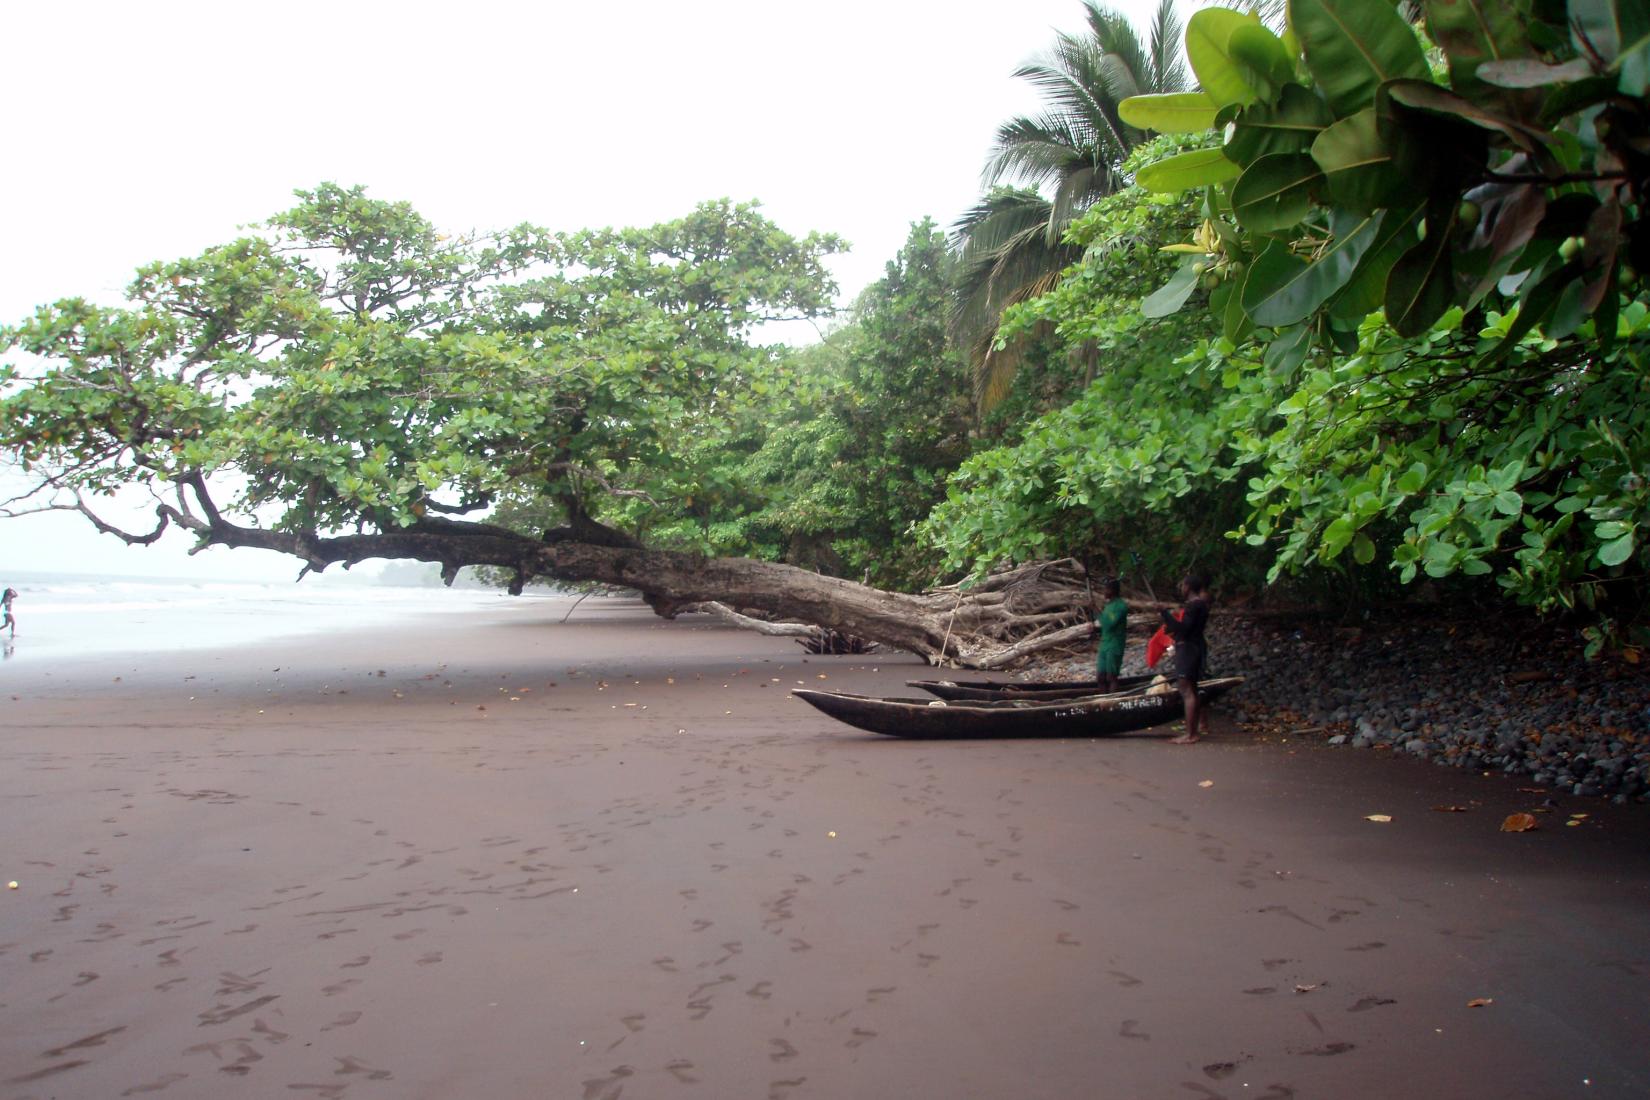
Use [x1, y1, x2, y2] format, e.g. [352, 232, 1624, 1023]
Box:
[3, 601, 1648, 1098]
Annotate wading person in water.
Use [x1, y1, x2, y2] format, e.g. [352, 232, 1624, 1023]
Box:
[1160, 573, 1210, 744]
[1, 587, 15, 637]
[1094, 577, 1127, 693]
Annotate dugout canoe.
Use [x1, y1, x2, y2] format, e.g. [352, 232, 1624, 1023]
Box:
[792, 677, 1243, 739]
[908, 674, 1154, 701]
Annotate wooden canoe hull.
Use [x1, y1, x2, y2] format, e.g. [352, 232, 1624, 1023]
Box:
[908, 674, 1154, 701]
[792, 677, 1243, 739]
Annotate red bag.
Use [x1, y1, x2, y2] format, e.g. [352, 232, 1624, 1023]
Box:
[1146, 610, 1181, 669]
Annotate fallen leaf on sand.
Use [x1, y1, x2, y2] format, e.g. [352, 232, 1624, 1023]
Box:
[1516, 787, 1546, 794]
[1365, 814, 1393, 823]
[1198, 780, 1214, 788]
[1569, 813, 1588, 820]
[1431, 805, 1469, 813]
[1467, 998, 1493, 1008]
[1294, 983, 1320, 994]
[1500, 813, 1539, 833]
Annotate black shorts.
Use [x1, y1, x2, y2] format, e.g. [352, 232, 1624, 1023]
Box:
[1173, 642, 1206, 682]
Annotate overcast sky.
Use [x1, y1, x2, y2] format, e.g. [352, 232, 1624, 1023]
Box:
[1, 0, 1164, 581]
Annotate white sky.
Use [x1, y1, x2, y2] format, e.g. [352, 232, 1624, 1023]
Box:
[1, 0, 1163, 581]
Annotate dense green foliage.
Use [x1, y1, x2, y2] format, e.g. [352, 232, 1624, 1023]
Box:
[930, 0, 1648, 649]
[1, 185, 843, 546]
[587, 221, 973, 589]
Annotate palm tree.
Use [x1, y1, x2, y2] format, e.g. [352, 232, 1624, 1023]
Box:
[953, 0, 1188, 412]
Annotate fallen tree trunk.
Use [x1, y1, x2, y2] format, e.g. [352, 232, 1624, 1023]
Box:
[83, 495, 1098, 667]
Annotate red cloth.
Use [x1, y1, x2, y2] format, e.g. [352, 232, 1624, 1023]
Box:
[1146, 610, 1182, 669]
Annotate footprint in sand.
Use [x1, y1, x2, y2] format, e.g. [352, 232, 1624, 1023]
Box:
[1348, 996, 1397, 1012]
[119, 1071, 188, 1094]
[321, 1011, 362, 1032]
[1119, 1019, 1150, 1041]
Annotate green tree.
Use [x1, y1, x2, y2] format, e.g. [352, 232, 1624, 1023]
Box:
[0, 188, 1091, 666]
[1116, 0, 1650, 647]
[953, 0, 1189, 411]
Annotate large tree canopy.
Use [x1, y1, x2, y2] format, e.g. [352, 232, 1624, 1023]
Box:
[0, 186, 1097, 666]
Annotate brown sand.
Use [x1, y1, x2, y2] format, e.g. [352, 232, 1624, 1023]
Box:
[2, 597, 1648, 1099]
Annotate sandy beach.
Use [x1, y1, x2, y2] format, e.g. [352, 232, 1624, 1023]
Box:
[3, 598, 1648, 1099]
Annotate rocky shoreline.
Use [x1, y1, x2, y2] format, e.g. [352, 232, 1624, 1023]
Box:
[1035, 610, 1650, 804]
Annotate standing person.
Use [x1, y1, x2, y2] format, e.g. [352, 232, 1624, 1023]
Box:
[1094, 577, 1128, 693]
[1160, 573, 1210, 744]
[1, 587, 15, 637]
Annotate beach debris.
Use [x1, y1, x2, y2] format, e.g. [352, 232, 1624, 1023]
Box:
[1365, 814, 1392, 823]
[1570, 813, 1588, 820]
[1500, 813, 1539, 833]
[1467, 998, 1494, 1008]
[1293, 983, 1320, 994]
[7, 881, 17, 890]
[1198, 780, 1214, 788]
[827, 831, 837, 838]
[1431, 805, 1470, 813]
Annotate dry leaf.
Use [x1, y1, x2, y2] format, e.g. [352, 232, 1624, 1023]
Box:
[1467, 998, 1493, 1008]
[1294, 983, 1320, 994]
[1431, 805, 1469, 813]
[1365, 814, 1393, 823]
[1569, 813, 1589, 820]
[1516, 787, 1546, 794]
[1500, 813, 1539, 833]
[1198, 780, 1214, 788]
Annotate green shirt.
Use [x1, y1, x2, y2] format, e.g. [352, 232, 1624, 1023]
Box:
[1097, 597, 1127, 651]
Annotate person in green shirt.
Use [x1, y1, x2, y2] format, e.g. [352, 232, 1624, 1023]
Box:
[1094, 577, 1127, 692]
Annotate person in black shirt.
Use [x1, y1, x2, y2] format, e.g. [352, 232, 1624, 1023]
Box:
[1161, 573, 1210, 744]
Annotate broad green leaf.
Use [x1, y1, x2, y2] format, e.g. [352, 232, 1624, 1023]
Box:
[1598, 532, 1635, 567]
[1118, 92, 1222, 133]
[1328, 199, 1423, 321]
[1596, 520, 1632, 540]
[1289, 0, 1431, 117]
[1310, 108, 1402, 211]
[1353, 532, 1377, 564]
[1385, 205, 1458, 336]
[1240, 240, 1308, 317]
[1383, 80, 1544, 152]
[1186, 7, 1267, 108]
[1571, 0, 1650, 66]
[1135, 148, 1242, 193]
[1395, 462, 1428, 494]
[1231, 153, 1322, 233]
[1228, 24, 1298, 97]
[1225, 84, 1334, 167]
[1477, 57, 1595, 88]
[1493, 490, 1523, 515]
[1249, 209, 1386, 327]
[1141, 262, 1202, 318]
[1423, 0, 1533, 99]
[1321, 514, 1356, 558]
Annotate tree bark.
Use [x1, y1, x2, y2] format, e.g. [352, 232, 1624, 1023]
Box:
[165, 506, 1098, 668]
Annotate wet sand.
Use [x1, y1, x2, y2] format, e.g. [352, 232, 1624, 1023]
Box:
[3, 598, 1648, 1099]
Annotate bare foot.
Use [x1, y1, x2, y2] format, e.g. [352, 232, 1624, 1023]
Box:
[1168, 734, 1200, 745]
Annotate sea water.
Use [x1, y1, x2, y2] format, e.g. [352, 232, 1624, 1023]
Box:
[0, 570, 544, 665]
